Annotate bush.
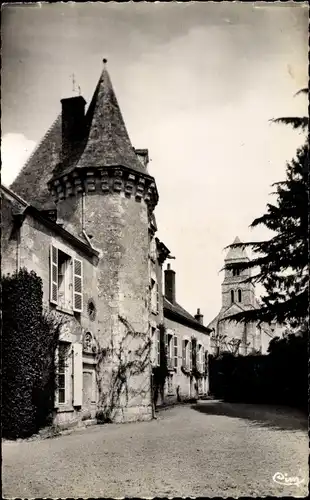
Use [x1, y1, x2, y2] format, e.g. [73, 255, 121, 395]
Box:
[209, 326, 308, 412]
[2, 268, 61, 439]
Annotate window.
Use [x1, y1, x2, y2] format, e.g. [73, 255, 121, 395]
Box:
[150, 278, 159, 314]
[150, 237, 157, 262]
[50, 245, 83, 313]
[151, 327, 160, 366]
[58, 250, 72, 311]
[238, 289, 242, 303]
[231, 290, 234, 303]
[233, 268, 240, 276]
[165, 332, 174, 369]
[197, 343, 203, 372]
[56, 343, 70, 404]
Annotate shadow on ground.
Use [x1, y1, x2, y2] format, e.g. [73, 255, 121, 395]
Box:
[191, 400, 308, 432]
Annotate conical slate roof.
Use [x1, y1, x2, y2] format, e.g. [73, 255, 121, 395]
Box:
[225, 236, 249, 261]
[73, 64, 146, 175]
[11, 61, 149, 209]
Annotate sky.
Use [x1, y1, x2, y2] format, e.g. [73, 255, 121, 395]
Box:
[1, 2, 308, 324]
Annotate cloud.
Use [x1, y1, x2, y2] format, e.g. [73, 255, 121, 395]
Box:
[1, 133, 36, 186]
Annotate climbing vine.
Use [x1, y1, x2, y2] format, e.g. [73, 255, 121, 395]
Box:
[93, 314, 152, 423]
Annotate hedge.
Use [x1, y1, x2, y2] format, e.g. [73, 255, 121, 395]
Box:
[209, 327, 308, 412]
[2, 268, 61, 439]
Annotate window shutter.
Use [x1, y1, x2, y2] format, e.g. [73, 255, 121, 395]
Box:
[202, 346, 205, 372]
[73, 258, 83, 312]
[72, 343, 82, 406]
[189, 341, 192, 371]
[164, 332, 168, 356]
[182, 340, 186, 367]
[174, 335, 178, 368]
[157, 330, 160, 366]
[156, 282, 159, 313]
[50, 245, 58, 305]
[205, 350, 209, 374]
[54, 346, 59, 408]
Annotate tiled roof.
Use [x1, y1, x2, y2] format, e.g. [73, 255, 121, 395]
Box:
[1, 184, 99, 259]
[164, 297, 211, 334]
[10, 115, 62, 210]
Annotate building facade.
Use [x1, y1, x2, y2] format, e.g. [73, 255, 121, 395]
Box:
[207, 236, 277, 356]
[2, 60, 210, 427]
[162, 265, 210, 402]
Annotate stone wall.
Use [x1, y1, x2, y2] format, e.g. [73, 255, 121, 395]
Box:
[56, 189, 152, 422]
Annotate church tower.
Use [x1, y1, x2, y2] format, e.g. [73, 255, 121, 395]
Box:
[48, 60, 158, 422]
[221, 236, 255, 311]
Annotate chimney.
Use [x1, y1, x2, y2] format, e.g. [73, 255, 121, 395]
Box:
[194, 308, 204, 325]
[134, 148, 149, 169]
[61, 96, 86, 159]
[165, 263, 176, 304]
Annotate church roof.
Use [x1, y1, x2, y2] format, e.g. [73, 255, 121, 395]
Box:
[54, 62, 147, 179]
[225, 236, 249, 261]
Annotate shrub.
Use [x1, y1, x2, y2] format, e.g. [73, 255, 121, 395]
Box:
[2, 268, 62, 439]
[209, 327, 308, 412]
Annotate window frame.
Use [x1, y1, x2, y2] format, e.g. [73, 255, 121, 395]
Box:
[50, 244, 83, 314]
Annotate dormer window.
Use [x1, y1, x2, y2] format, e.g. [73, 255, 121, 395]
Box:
[231, 290, 234, 303]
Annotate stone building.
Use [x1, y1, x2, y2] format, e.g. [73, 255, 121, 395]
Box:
[1, 60, 210, 426]
[162, 264, 210, 402]
[207, 236, 277, 356]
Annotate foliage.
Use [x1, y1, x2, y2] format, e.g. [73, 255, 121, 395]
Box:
[33, 310, 65, 430]
[224, 89, 308, 326]
[94, 314, 152, 422]
[270, 88, 308, 131]
[209, 325, 308, 412]
[2, 268, 63, 439]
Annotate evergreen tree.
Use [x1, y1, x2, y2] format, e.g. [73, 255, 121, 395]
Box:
[225, 90, 308, 326]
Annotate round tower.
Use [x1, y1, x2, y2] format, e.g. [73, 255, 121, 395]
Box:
[48, 61, 158, 422]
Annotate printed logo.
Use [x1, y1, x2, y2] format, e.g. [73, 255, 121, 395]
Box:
[273, 472, 304, 487]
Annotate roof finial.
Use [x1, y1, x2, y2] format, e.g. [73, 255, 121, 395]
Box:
[103, 58, 108, 67]
[71, 73, 76, 94]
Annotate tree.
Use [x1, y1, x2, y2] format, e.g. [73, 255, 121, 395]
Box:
[224, 90, 308, 326]
[270, 88, 308, 130]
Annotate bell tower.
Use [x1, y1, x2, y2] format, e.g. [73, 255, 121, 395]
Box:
[221, 236, 255, 311]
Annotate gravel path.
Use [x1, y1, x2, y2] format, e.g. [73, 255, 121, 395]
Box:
[2, 401, 308, 498]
